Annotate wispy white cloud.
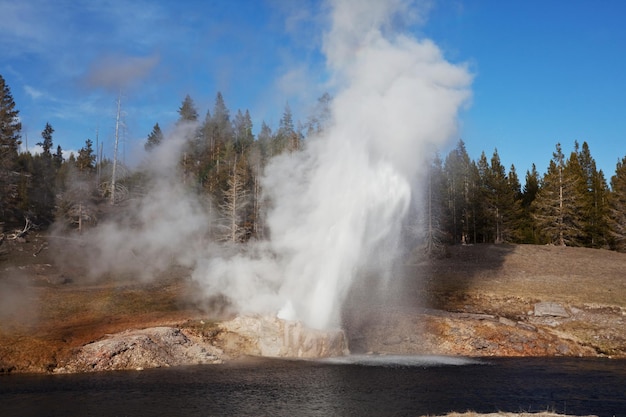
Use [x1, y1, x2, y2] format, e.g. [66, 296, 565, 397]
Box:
[79, 0, 170, 48]
[0, 1, 166, 80]
[21, 142, 79, 161]
[2, 0, 333, 154]
[21, 83, 106, 122]
[50, 98, 101, 121]
[0, 1, 61, 57]
[24, 85, 45, 100]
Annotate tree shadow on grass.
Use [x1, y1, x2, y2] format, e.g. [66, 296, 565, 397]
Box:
[345, 243, 516, 313]
[341, 243, 516, 351]
[414, 243, 517, 311]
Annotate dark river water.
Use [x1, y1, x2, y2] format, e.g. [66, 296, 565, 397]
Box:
[1, 356, 625, 417]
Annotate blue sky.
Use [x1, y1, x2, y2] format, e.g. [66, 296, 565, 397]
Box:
[1, 0, 625, 179]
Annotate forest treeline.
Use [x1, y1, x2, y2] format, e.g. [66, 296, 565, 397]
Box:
[2, 73, 626, 252]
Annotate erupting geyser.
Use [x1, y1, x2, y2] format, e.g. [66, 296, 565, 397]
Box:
[193, 0, 472, 330]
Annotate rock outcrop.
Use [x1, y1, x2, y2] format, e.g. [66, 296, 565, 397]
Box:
[56, 327, 223, 373]
[56, 316, 349, 373]
[346, 307, 601, 358]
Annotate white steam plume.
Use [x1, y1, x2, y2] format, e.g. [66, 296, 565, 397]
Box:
[77, 122, 211, 281]
[193, 0, 471, 329]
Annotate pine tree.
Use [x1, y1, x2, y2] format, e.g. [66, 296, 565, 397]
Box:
[533, 143, 582, 246]
[56, 150, 98, 231]
[256, 121, 273, 162]
[144, 123, 164, 152]
[520, 164, 540, 243]
[504, 164, 524, 242]
[199, 92, 234, 195]
[443, 140, 473, 244]
[232, 109, 254, 153]
[202, 92, 232, 159]
[486, 149, 513, 243]
[53, 145, 64, 169]
[177, 95, 200, 184]
[212, 92, 231, 141]
[589, 167, 609, 247]
[76, 139, 96, 172]
[37, 123, 54, 159]
[273, 103, 300, 154]
[475, 151, 519, 243]
[28, 123, 57, 223]
[305, 92, 332, 136]
[423, 154, 449, 254]
[475, 151, 491, 242]
[609, 155, 626, 251]
[247, 138, 265, 239]
[466, 161, 482, 243]
[177, 94, 199, 124]
[15, 151, 34, 218]
[0, 74, 22, 222]
[567, 141, 588, 245]
[575, 141, 609, 248]
[249, 121, 274, 239]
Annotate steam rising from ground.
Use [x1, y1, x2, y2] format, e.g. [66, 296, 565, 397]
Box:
[0, 272, 39, 327]
[194, 0, 471, 329]
[78, 123, 211, 280]
[80, 0, 471, 330]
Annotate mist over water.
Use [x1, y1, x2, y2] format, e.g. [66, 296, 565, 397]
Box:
[78, 0, 471, 330]
[192, 0, 471, 329]
[319, 354, 484, 367]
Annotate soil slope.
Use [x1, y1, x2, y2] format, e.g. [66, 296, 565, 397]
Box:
[344, 244, 626, 358]
[1, 233, 625, 374]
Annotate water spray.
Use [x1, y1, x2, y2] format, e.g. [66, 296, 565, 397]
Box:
[194, 0, 472, 329]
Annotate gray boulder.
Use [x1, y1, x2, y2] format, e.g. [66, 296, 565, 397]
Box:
[533, 302, 569, 318]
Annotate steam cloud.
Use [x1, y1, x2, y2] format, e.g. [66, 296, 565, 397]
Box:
[80, 0, 471, 330]
[81, 53, 160, 91]
[193, 0, 471, 329]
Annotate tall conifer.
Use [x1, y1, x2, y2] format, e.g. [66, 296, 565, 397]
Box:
[608, 156, 626, 251]
[0, 75, 22, 222]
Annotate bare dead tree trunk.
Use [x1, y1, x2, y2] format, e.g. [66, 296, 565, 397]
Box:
[111, 92, 122, 205]
[78, 204, 82, 233]
[219, 155, 248, 243]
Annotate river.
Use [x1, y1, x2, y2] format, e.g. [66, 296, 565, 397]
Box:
[1, 356, 625, 416]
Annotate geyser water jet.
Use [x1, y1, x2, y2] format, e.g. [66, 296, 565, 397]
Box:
[193, 0, 472, 329]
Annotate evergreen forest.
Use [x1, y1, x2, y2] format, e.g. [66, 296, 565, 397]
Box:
[2, 73, 626, 253]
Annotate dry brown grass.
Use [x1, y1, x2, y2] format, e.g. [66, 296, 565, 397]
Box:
[0, 235, 209, 372]
[2, 235, 626, 372]
[424, 244, 626, 309]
